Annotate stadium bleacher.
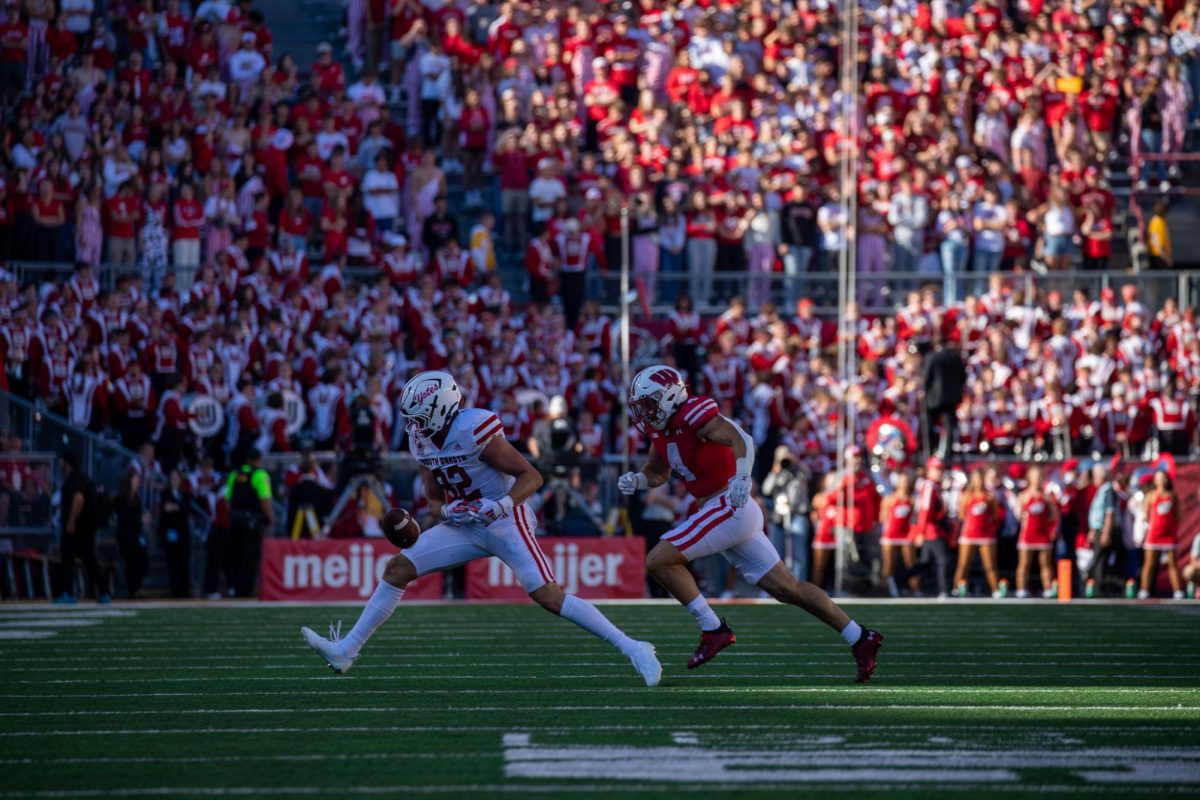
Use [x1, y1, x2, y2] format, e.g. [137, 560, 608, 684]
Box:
[0, 0, 1198, 595]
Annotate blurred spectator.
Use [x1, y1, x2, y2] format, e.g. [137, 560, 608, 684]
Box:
[113, 469, 149, 598]
[157, 468, 193, 598]
[56, 449, 106, 604]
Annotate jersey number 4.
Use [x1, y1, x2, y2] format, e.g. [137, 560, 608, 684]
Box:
[431, 466, 482, 503]
[666, 442, 698, 482]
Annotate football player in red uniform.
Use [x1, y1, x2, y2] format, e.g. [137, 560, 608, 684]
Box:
[620, 366, 883, 682]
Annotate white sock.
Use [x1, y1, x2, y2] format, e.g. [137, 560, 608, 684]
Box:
[840, 620, 863, 646]
[560, 594, 637, 657]
[686, 595, 721, 632]
[342, 581, 405, 657]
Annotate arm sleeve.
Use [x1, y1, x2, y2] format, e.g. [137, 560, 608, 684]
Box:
[251, 469, 272, 500]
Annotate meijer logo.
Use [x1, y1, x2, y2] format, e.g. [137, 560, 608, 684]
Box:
[283, 542, 389, 598]
[486, 541, 625, 595]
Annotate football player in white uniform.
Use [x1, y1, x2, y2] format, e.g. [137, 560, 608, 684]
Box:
[302, 370, 662, 686]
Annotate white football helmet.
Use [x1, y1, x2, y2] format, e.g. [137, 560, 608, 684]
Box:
[399, 370, 462, 440]
[628, 365, 688, 432]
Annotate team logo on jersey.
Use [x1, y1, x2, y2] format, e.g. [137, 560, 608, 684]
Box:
[420, 454, 471, 468]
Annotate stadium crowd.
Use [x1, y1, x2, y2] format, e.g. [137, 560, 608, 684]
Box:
[1, 0, 1199, 597]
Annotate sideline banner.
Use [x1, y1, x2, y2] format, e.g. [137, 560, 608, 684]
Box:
[260, 538, 442, 601]
[466, 536, 646, 600]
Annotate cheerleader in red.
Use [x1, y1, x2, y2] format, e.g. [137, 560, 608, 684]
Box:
[809, 475, 838, 590]
[1140, 471, 1185, 599]
[879, 473, 917, 596]
[953, 469, 1002, 596]
[1016, 466, 1060, 598]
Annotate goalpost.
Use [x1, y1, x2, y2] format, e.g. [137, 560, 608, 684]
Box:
[834, 0, 861, 595]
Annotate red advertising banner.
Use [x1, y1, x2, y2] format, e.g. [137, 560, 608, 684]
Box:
[260, 538, 442, 602]
[466, 536, 646, 601]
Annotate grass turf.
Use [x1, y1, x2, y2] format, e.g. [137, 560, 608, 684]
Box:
[1, 601, 1199, 799]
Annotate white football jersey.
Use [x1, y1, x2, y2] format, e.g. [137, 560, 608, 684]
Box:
[409, 408, 512, 503]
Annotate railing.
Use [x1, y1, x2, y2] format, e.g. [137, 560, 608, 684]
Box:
[585, 269, 1193, 318]
[0, 453, 57, 534]
[0, 393, 145, 536]
[11, 258, 1196, 318]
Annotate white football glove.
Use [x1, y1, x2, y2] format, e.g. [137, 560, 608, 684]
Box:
[728, 474, 752, 509]
[442, 500, 475, 526]
[618, 471, 649, 495]
[469, 495, 514, 525]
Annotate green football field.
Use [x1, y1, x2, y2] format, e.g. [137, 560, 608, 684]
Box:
[2, 600, 1198, 799]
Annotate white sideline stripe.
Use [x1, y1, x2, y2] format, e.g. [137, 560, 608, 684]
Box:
[4, 686, 1194, 701]
[2, 703, 1195, 720]
[0, 619, 102, 628]
[0, 753, 478, 766]
[0, 631, 56, 639]
[0, 618, 136, 623]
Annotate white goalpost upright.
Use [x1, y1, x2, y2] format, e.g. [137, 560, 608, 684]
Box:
[834, 0, 861, 596]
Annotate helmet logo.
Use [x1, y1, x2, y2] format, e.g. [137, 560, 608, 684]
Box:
[645, 368, 678, 387]
[413, 381, 440, 403]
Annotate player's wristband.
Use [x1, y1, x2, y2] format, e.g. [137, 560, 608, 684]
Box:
[633, 472, 649, 490]
[498, 496, 514, 516]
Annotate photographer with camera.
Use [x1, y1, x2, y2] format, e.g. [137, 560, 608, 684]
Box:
[528, 395, 592, 533]
[341, 394, 382, 492]
[762, 446, 812, 582]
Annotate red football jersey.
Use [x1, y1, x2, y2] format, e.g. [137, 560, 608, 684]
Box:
[648, 395, 735, 499]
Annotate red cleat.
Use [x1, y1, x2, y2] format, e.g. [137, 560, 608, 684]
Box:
[851, 629, 884, 683]
[687, 618, 736, 669]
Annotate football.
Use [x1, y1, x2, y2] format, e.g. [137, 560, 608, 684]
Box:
[381, 508, 421, 549]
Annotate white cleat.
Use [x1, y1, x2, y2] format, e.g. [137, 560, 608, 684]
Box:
[301, 624, 356, 674]
[628, 640, 662, 687]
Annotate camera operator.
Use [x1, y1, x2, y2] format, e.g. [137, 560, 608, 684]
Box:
[528, 396, 584, 530]
[339, 393, 381, 495]
[762, 446, 812, 581]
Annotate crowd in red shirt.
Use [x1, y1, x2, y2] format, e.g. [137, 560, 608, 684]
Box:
[0, 0, 1198, 487]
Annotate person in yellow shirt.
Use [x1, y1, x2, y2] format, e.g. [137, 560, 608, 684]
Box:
[1147, 199, 1172, 270]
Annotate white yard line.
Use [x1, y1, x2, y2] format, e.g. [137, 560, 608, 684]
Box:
[1, 703, 1195, 720]
[2, 722, 1191, 740]
[3, 686, 1195, 701]
[5, 672, 1196, 686]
